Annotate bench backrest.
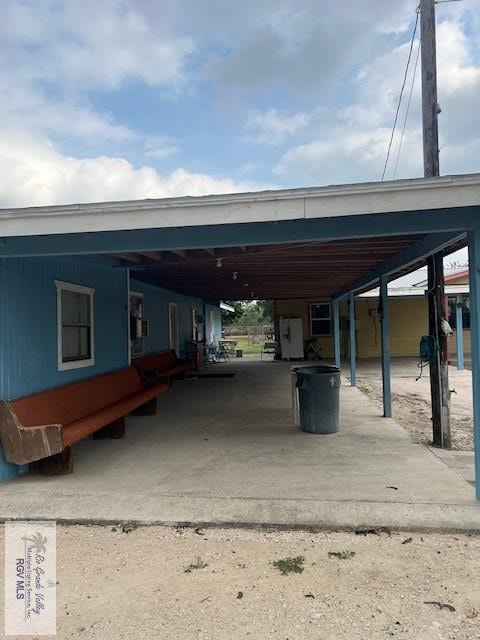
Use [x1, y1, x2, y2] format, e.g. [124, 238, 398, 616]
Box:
[133, 350, 178, 373]
[11, 366, 143, 428]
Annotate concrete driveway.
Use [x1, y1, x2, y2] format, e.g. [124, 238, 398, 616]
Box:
[0, 360, 478, 531]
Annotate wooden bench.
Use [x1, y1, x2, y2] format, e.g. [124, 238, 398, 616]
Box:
[0, 366, 169, 474]
[133, 350, 189, 386]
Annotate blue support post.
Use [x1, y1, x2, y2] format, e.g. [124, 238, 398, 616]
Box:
[380, 275, 392, 418]
[455, 296, 464, 371]
[349, 293, 356, 387]
[468, 226, 480, 500]
[333, 300, 341, 369]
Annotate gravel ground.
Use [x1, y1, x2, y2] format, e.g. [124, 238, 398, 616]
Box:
[2, 525, 480, 639]
[358, 371, 473, 450]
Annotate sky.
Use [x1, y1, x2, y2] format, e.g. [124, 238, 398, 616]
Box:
[0, 0, 479, 211]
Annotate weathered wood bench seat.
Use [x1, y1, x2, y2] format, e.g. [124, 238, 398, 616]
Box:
[0, 366, 168, 473]
[133, 350, 189, 385]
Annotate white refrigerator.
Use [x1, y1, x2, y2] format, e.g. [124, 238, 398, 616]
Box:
[279, 317, 304, 360]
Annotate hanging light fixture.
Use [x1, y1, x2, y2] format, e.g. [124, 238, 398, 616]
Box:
[233, 271, 238, 280]
[216, 257, 223, 268]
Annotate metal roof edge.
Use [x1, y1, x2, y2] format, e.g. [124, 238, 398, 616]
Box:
[0, 172, 479, 219]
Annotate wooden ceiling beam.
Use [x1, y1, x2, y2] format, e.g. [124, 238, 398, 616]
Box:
[115, 252, 147, 264]
[111, 236, 425, 267]
[136, 251, 164, 262]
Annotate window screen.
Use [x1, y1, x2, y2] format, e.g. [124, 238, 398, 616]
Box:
[60, 289, 92, 362]
[310, 303, 331, 336]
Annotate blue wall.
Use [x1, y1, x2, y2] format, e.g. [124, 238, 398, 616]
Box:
[0, 257, 129, 400]
[0, 446, 26, 482]
[0, 260, 221, 482]
[130, 279, 205, 357]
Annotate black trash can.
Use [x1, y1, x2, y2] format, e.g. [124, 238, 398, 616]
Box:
[236, 349, 243, 358]
[295, 366, 341, 434]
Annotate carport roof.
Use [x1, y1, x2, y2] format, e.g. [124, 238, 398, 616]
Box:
[0, 173, 477, 299]
[0, 172, 479, 237]
[125, 237, 428, 300]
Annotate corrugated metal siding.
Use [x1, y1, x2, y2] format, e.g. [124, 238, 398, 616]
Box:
[130, 279, 204, 356]
[0, 448, 27, 482]
[0, 257, 129, 399]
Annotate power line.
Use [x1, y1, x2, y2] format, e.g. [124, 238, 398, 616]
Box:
[381, 9, 420, 181]
[392, 34, 421, 179]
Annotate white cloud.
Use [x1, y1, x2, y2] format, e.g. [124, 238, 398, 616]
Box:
[0, 0, 479, 204]
[204, 0, 420, 95]
[245, 108, 311, 144]
[273, 128, 417, 184]
[0, 1, 190, 152]
[0, 86, 136, 144]
[1, 1, 194, 90]
[0, 132, 265, 208]
[273, 13, 480, 185]
[437, 21, 480, 94]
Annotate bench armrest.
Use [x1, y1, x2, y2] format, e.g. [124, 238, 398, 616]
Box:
[0, 402, 63, 465]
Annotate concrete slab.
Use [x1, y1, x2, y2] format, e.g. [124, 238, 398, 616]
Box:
[0, 360, 478, 531]
[428, 448, 475, 484]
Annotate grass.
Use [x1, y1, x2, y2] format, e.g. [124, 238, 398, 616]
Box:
[225, 336, 264, 355]
[184, 557, 209, 573]
[272, 556, 305, 575]
[328, 550, 356, 560]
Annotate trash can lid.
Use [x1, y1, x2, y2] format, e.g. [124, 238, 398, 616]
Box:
[295, 365, 340, 375]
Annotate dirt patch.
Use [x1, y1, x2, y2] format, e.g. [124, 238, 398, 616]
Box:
[2, 524, 480, 640]
[358, 370, 473, 450]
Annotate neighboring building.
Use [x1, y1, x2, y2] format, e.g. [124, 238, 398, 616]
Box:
[274, 267, 470, 360]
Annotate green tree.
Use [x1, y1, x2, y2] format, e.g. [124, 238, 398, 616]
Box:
[257, 300, 273, 323]
[237, 302, 263, 326]
[221, 300, 272, 326]
[221, 300, 245, 325]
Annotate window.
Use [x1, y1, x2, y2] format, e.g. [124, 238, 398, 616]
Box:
[56, 281, 95, 371]
[310, 303, 331, 336]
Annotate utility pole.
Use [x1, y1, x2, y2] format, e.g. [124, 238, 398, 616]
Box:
[420, 0, 451, 448]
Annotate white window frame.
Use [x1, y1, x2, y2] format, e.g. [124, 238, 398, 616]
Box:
[191, 306, 197, 341]
[310, 302, 332, 337]
[55, 280, 95, 371]
[209, 309, 215, 344]
[169, 302, 180, 355]
[129, 291, 145, 358]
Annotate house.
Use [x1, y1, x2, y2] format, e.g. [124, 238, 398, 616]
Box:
[273, 267, 470, 363]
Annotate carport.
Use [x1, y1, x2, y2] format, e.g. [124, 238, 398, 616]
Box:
[0, 172, 480, 518]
